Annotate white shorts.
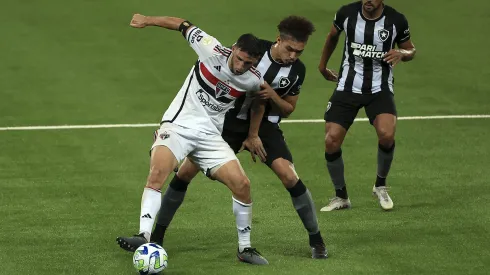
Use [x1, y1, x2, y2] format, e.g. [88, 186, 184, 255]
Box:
[151, 123, 238, 174]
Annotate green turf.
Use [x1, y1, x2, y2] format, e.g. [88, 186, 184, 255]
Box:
[1, 0, 489, 274]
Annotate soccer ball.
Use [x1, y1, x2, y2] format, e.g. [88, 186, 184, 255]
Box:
[133, 243, 168, 274]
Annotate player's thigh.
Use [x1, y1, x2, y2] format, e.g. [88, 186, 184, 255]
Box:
[270, 158, 299, 188]
[364, 91, 397, 126]
[150, 124, 196, 180]
[176, 157, 200, 183]
[259, 123, 293, 167]
[189, 132, 239, 179]
[324, 90, 362, 131]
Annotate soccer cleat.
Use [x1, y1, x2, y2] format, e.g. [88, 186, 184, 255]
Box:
[237, 247, 269, 265]
[310, 242, 328, 259]
[372, 185, 394, 210]
[116, 233, 148, 252]
[320, 197, 351, 211]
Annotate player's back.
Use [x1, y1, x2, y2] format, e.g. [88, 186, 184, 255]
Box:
[161, 26, 262, 135]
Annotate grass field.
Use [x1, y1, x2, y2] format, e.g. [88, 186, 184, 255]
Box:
[1, 0, 489, 274]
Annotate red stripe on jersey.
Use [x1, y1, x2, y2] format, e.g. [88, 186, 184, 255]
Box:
[199, 62, 242, 98]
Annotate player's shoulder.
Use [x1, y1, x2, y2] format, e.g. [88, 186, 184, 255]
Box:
[291, 59, 306, 76]
[212, 44, 232, 57]
[339, 1, 362, 14]
[247, 66, 262, 81]
[384, 5, 408, 21]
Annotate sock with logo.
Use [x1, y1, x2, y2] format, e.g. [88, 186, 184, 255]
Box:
[139, 187, 161, 241]
[287, 179, 319, 235]
[233, 197, 252, 252]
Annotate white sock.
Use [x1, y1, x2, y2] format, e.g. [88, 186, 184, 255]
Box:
[232, 197, 252, 252]
[139, 187, 161, 241]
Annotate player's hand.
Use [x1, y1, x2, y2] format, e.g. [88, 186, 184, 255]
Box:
[256, 82, 276, 100]
[319, 67, 338, 82]
[130, 14, 148, 28]
[239, 136, 267, 163]
[383, 49, 404, 67]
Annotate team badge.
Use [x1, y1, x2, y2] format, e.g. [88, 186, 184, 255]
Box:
[278, 77, 291, 89]
[378, 29, 390, 42]
[216, 81, 231, 98]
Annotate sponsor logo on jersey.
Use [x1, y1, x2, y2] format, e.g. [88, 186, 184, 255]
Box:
[351, 42, 386, 59]
[196, 89, 226, 112]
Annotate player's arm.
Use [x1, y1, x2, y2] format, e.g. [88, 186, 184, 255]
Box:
[129, 14, 221, 60]
[130, 14, 187, 32]
[240, 98, 267, 163]
[318, 6, 347, 82]
[383, 14, 416, 66]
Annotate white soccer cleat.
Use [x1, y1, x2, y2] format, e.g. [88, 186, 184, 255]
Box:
[320, 197, 351, 212]
[372, 185, 394, 210]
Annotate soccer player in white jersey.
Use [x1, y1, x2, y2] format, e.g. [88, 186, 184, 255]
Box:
[116, 14, 269, 265]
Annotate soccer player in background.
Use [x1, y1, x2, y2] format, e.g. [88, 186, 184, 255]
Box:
[116, 13, 270, 265]
[318, 0, 416, 211]
[151, 16, 329, 259]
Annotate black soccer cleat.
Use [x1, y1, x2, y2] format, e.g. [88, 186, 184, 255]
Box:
[116, 233, 148, 252]
[310, 242, 328, 259]
[237, 247, 269, 265]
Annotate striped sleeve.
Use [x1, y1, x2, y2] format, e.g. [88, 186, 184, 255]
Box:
[395, 14, 411, 44]
[185, 26, 222, 60]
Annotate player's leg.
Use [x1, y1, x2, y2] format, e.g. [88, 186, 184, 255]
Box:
[260, 123, 327, 258]
[117, 125, 190, 252]
[192, 133, 268, 265]
[321, 91, 361, 211]
[151, 128, 245, 245]
[151, 157, 200, 245]
[365, 91, 397, 210]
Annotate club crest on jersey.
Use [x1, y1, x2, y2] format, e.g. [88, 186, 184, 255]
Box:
[215, 81, 231, 98]
[378, 29, 390, 42]
[279, 77, 291, 89]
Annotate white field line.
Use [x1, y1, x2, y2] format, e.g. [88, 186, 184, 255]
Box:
[1, 115, 489, 131]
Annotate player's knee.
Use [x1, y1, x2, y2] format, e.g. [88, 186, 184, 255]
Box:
[325, 132, 342, 152]
[147, 167, 170, 190]
[378, 128, 395, 146]
[232, 177, 251, 202]
[280, 172, 299, 189]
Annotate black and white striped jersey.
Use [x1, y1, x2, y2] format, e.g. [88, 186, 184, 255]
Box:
[334, 1, 411, 94]
[224, 40, 306, 131]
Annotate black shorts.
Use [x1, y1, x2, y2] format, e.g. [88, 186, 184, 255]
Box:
[222, 121, 293, 167]
[324, 90, 397, 130]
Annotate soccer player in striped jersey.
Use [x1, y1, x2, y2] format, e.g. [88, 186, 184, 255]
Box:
[318, 0, 416, 211]
[151, 16, 329, 259]
[116, 14, 269, 265]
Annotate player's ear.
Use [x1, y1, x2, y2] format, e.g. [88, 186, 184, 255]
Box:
[276, 34, 281, 44]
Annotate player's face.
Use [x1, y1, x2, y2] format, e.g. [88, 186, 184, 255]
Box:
[275, 36, 305, 65]
[229, 47, 259, 75]
[362, 0, 384, 13]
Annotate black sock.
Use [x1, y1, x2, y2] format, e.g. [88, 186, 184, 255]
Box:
[150, 175, 189, 245]
[377, 142, 395, 187]
[309, 231, 324, 246]
[325, 151, 347, 198]
[287, 179, 319, 235]
[335, 186, 348, 199]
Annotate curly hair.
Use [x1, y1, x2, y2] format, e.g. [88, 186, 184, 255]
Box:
[277, 16, 315, 42]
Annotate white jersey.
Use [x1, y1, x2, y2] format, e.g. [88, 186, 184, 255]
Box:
[161, 26, 263, 135]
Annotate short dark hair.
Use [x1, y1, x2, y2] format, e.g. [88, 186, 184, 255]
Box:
[277, 16, 315, 42]
[235, 33, 262, 58]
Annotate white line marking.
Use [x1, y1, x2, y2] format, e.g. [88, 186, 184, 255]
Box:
[1, 115, 489, 131]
